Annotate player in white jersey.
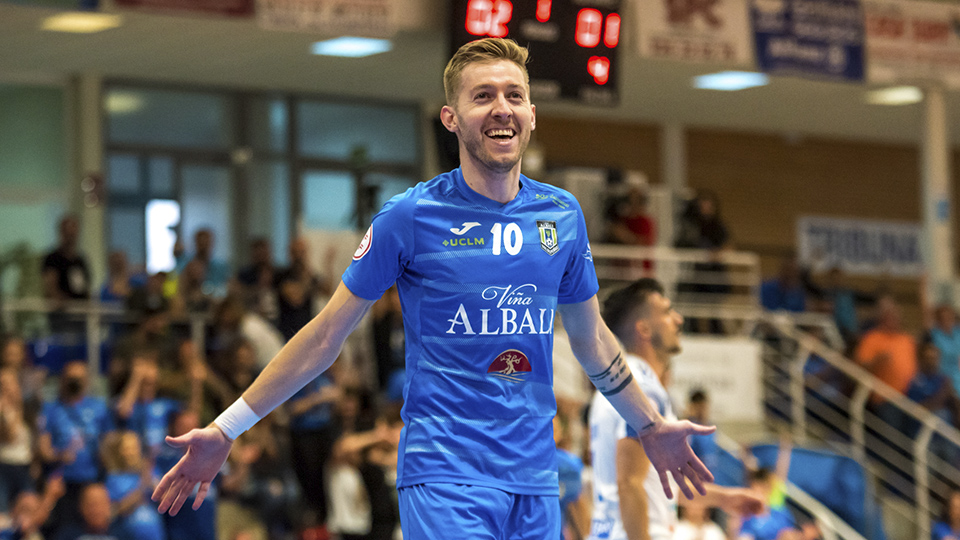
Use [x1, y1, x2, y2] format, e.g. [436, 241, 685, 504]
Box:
[152, 39, 719, 540]
[588, 279, 763, 540]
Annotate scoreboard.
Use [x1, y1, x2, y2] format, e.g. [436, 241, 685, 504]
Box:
[449, 0, 623, 106]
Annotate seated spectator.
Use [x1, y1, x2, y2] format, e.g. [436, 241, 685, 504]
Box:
[172, 259, 213, 316]
[854, 296, 917, 430]
[52, 483, 131, 540]
[921, 278, 960, 400]
[906, 339, 959, 428]
[804, 267, 877, 349]
[42, 215, 90, 337]
[113, 356, 185, 457]
[155, 410, 217, 540]
[274, 238, 332, 341]
[606, 185, 656, 249]
[236, 238, 278, 324]
[38, 361, 114, 531]
[1, 335, 46, 410]
[674, 501, 725, 540]
[933, 489, 960, 540]
[184, 229, 230, 300]
[99, 251, 135, 305]
[0, 369, 36, 514]
[0, 476, 65, 540]
[212, 296, 284, 372]
[100, 431, 165, 540]
[761, 257, 806, 313]
[371, 287, 404, 394]
[736, 468, 800, 540]
[685, 389, 719, 473]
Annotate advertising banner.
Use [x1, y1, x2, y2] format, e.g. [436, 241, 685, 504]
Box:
[669, 337, 763, 423]
[257, 0, 394, 37]
[751, 0, 865, 81]
[864, 0, 960, 87]
[115, 0, 253, 16]
[636, 0, 754, 65]
[797, 215, 923, 276]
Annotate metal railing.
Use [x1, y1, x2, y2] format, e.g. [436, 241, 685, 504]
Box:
[756, 313, 960, 540]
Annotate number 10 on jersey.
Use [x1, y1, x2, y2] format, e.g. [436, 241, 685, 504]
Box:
[491, 223, 523, 256]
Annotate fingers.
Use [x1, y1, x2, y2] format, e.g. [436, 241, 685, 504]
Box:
[157, 475, 188, 515]
[193, 482, 211, 511]
[671, 468, 696, 500]
[688, 453, 715, 484]
[658, 470, 673, 499]
[681, 462, 707, 497]
[164, 432, 193, 448]
[686, 421, 717, 435]
[169, 482, 192, 516]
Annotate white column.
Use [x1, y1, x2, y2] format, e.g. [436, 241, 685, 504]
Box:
[921, 86, 954, 303]
[660, 123, 687, 247]
[72, 74, 106, 286]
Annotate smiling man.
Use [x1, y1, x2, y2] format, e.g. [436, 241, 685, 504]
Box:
[152, 38, 715, 540]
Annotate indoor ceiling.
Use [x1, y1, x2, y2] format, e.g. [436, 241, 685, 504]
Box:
[1, 0, 959, 146]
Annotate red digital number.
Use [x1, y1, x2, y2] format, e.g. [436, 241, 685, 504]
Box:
[536, 0, 552, 22]
[587, 56, 610, 85]
[575, 8, 603, 48]
[465, 0, 513, 38]
[604, 13, 620, 48]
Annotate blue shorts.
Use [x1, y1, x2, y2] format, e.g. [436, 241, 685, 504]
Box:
[398, 483, 560, 540]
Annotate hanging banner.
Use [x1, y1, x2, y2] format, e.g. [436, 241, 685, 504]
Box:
[114, 0, 253, 16]
[257, 0, 394, 37]
[636, 0, 754, 65]
[796, 215, 923, 277]
[669, 337, 763, 423]
[751, 0, 866, 81]
[864, 0, 960, 87]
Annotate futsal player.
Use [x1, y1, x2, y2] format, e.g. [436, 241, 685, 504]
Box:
[152, 38, 716, 540]
[588, 279, 763, 540]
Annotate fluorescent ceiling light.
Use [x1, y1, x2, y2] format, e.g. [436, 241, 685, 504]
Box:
[41, 12, 122, 34]
[105, 91, 144, 114]
[693, 71, 769, 91]
[311, 37, 392, 58]
[865, 86, 923, 106]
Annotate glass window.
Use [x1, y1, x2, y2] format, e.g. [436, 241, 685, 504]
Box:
[301, 170, 355, 231]
[108, 206, 146, 268]
[146, 199, 180, 274]
[369, 172, 415, 211]
[180, 164, 234, 265]
[106, 154, 141, 194]
[248, 161, 291, 264]
[248, 97, 288, 153]
[297, 102, 418, 164]
[148, 157, 175, 197]
[106, 87, 235, 148]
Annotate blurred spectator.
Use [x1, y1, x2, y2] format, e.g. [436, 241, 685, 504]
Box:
[1, 335, 46, 422]
[553, 415, 585, 540]
[735, 468, 800, 540]
[42, 215, 90, 336]
[803, 267, 876, 349]
[127, 273, 170, 322]
[761, 257, 806, 313]
[101, 431, 165, 540]
[162, 238, 187, 300]
[674, 502, 725, 540]
[109, 307, 176, 397]
[357, 408, 402, 540]
[286, 372, 341, 531]
[933, 490, 960, 540]
[113, 357, 186, 458]
[906, 340, 959, 428]
[0, 476, 65, 540]
[99, 251, 135, 305]
[211, 339, 261, 403]
[685, 388, 719, 474]
[186, 229, 230, 300]
[0, 369, 36, 514]
[854, 296, 917, 430]
[675, 191, 731, 334]
[274, 239, 332, 342]
[161, 340, 230, 426]
[155, 410, 217, 540]
[607, 185, 656, 247]
[236, 238, 278, 324]
[174, 260, 213, 315]
[212, 297, 284, 372]
[52, 483, 131, 540]
[921, 279, 960, 399]
[371, 287, 404, 395]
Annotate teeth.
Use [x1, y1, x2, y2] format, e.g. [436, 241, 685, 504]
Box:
[486, 129, 514, 137]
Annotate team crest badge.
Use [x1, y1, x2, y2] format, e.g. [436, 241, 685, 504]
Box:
[487, 349, 532, 383]
[537, 220, 559, 255]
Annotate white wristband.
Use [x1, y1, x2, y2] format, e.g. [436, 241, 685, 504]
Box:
[214, 398, 261, 441]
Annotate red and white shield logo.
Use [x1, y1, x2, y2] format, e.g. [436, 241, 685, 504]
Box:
[353, 225, 373, 261]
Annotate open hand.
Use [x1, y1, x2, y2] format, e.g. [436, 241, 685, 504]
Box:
[639, 419, 716, 499]
[151, 425, 233, 515]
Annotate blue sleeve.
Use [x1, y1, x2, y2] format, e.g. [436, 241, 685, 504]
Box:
[557, 199, 599, 304]
[341, 196, 415, 301]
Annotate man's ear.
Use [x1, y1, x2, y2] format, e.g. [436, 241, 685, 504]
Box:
[440, 105, 458, 134]
[530, 103, 536, 131]
[634, 319, 652, 340]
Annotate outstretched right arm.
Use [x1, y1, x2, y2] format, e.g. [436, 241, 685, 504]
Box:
[151, 282, 376, 515]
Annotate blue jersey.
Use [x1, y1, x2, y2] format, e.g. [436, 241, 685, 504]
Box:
[118, 398, 180, 453]
[39, 396, 113, 483]
[105, 471, 167, 540]
[342, 169, 598, 495]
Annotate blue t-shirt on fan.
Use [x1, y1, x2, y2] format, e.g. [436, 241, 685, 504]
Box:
[342, 168, 598, 496]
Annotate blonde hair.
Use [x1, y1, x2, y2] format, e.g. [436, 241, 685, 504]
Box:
[443, 38, 530, 107]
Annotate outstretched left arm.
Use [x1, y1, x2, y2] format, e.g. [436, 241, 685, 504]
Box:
[558, 295, 716, 499]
